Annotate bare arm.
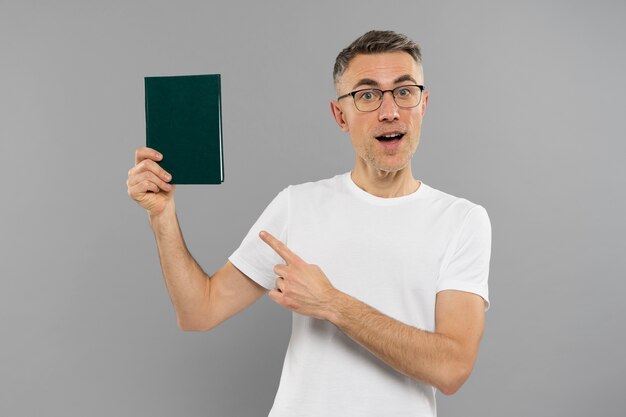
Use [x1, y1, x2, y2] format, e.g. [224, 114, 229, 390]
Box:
[261, 230, 485, 395]
[128, 146, 267, 331]
[149, 205, 266, 331]
[326, 289, 484, 395]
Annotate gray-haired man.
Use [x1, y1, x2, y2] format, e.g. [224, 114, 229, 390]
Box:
[127, 30, 491, 416]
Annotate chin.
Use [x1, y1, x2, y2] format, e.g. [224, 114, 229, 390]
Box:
[370, 158, 412, 173]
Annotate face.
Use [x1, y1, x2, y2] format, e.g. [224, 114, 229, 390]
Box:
[331, 52, 428, 174]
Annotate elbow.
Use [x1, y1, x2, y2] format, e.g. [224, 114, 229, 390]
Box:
[177, 316, 213, 332]
[436, 363, 473, 396]
[438, 381, 463, 396]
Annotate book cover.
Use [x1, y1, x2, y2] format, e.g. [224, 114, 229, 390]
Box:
[144, 74, 224, 184]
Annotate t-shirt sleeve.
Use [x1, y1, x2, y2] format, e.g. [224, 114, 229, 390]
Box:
[228, 187, 290, 290]
[437, 205, 492, 310]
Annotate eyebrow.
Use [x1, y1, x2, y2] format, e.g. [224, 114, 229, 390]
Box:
[352, 74, 419, 90]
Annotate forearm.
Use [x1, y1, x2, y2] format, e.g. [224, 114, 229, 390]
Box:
[326, 291, 471, 395]
[148, 202, 209, 329]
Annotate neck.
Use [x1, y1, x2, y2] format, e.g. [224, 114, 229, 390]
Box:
[351, 163, 421, 198]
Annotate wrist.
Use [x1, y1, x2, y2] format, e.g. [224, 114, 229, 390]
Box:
[148, 201, 176, 229]
[324, 288, 351, 326]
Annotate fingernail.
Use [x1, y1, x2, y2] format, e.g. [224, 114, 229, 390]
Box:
[164, 173, 171, 180]
[156, 152, 162, 159]
[259, 231, 266, 238]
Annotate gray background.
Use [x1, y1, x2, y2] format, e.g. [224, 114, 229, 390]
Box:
[1, 0, 624, 416]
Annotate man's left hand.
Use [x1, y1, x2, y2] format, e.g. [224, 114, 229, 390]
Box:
[260, 230, 337, 320]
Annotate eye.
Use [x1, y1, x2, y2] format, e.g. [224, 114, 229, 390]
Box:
[356, 89, 380, 102]
[396, 87, 412, 97]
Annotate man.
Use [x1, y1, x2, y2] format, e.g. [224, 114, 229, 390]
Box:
[127, 30, 491, 416]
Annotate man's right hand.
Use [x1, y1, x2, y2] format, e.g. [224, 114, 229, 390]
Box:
[127, 146, 175, 217]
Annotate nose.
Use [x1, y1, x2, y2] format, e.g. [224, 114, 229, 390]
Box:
[378, 90, 400, 122]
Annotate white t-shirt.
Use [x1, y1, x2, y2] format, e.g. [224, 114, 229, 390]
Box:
[229, 172, 491, 417]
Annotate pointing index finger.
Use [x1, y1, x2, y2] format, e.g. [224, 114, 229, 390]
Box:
[259, 231, 300, 264]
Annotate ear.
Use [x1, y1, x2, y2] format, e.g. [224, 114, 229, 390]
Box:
[419, 90, 429, 117]
[330, 100, 349, 132]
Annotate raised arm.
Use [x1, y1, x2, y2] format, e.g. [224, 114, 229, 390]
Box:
[127, 147, 267, 331]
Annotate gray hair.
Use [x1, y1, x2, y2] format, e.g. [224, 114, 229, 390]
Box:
[333, 30, 422, 85]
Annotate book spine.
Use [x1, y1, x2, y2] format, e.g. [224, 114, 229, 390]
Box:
[217, 74, 224, 182]
[144, 78, 150, 149]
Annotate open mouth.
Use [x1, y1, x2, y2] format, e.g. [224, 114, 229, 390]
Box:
[375, 133, 405, 141]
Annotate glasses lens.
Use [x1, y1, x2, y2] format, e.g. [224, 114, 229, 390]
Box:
[393, 86, 422, 108]
[352, 86, 422, 111]
[354, 89, 383, 111]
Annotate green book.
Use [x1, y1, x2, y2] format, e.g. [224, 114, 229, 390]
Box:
[144, 74, 224, 184]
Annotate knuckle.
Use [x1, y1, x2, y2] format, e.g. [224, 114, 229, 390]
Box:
[138, 160, 153, 174]
[147, 159, 159, 171]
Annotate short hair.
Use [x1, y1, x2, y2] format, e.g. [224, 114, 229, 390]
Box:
[333, 30, 422, 85]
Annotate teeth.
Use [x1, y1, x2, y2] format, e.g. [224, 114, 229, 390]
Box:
[382, 133, 401, 138]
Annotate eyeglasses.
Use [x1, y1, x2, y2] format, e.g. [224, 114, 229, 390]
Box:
[337, 84, 425, 112]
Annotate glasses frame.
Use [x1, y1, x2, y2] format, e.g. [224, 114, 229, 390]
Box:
[337, 84, 425, 112]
